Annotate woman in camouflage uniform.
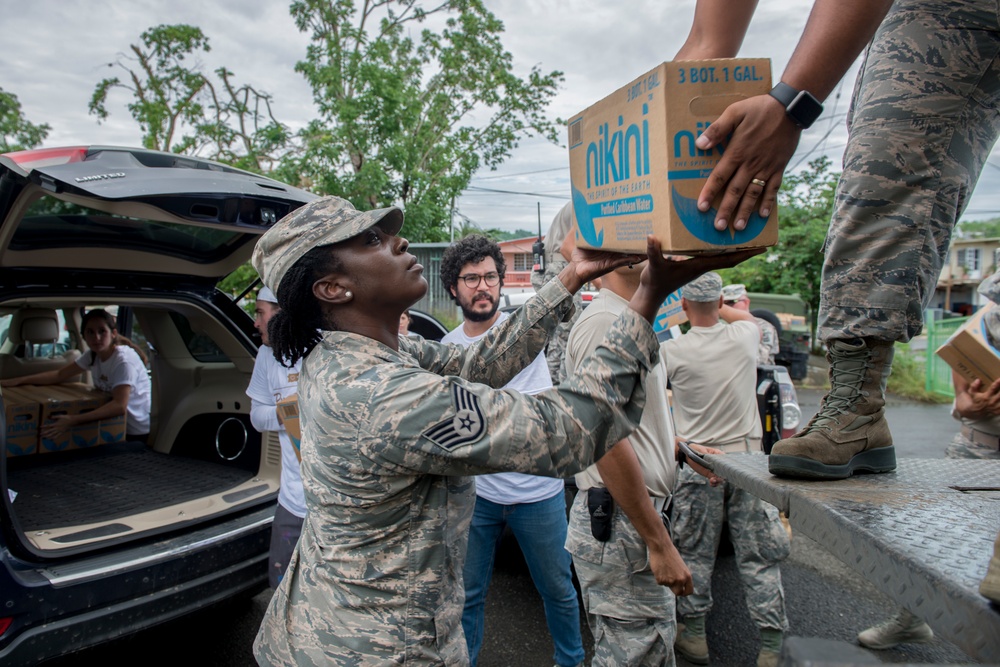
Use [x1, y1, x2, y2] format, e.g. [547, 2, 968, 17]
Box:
[247, 195, 757, 666]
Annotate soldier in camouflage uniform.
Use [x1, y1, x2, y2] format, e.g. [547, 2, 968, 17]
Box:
[247, 195, 758, 666]
[531, 202, 584, 384]
[665, 273, 789, 667]
[722, 284, 779, 366]
[678, 0, 1000, 480]
[859, 273, 1000, 649]
[564, 261, 721, 667]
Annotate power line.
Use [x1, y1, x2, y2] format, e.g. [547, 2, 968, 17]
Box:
[471, 166, 569, 180]
[463, 185, 568, 199]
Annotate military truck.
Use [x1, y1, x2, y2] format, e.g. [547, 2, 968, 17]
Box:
[748, 292, 812, 380]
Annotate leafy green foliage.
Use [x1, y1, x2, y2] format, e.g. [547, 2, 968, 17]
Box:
[218, 263, 262, 315]
[0, 87, 51, 152]
[720, 156, 839, 343]
[886, 345, 950, 403]
[956, 216, 1000, 239]
[282, 0, 564, 241]
[90, 24, 291, 172]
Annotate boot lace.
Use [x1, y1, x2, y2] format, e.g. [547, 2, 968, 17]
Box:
[802, 345, 870, 432]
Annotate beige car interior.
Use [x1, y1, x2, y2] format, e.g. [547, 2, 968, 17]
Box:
[2, 299, 281, 553]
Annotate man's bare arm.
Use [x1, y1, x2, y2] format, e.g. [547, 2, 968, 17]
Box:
[597, 439, 692, 596]
[674, 0, 759, 60]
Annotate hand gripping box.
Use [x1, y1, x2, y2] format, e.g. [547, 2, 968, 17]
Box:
[936, 304, 1000, 386]
[20, 383, 126, 453]
[568, 59, 778, 254]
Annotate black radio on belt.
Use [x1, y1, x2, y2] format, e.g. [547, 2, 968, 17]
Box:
[587, 487, 614, 542]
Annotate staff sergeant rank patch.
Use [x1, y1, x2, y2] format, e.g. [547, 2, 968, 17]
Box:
[423, 384, 486, 450]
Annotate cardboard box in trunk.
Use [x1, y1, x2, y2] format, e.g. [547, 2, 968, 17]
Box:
[936, 304, 1000, 386]
[17, 383, 126, 453]
[3, 386, 40, 457]
[568, 59, 778, 254]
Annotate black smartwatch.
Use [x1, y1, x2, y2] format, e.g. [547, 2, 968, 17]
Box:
[768, 82, 823, 129]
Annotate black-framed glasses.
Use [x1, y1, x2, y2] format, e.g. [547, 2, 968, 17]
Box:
[459, 272, 501, 289]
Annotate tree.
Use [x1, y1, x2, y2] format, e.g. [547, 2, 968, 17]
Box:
[90, 24, 291, 173]
[720, 156, 839, 341]
[956, 216, 1000, 239]
[0, 87, 51, 152]
[280, 0, 564, 241]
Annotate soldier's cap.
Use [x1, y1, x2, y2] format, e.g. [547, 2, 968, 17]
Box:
[256, 286, 278, 304]
[722, 283, 748, 303]
[683, 272, 723, 302]
[252, 196, 403, 295]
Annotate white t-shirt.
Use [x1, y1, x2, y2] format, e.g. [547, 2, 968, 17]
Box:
[440, 311, 564, 505]
[565, 289, 677, 498]
[76, 345, 151, 436]
[665, 320, 762, 451]
[247, 347, 306, 518]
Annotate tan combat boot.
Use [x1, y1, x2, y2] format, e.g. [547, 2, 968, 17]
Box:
[757, 628, 783, 667]
[675, 615, 709, 665]
[769, 338, 896, 480]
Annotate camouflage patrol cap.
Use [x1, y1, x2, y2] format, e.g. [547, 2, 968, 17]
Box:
[722, 283, 748, 302]
[253, 196, 403, 295]
[683, 272, 723, 302]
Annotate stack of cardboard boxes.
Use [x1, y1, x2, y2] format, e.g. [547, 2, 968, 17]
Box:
[3, 383, 127, 457]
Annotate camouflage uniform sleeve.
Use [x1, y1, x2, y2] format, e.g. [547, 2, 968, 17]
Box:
[399, 277, 576, 387]
[365, 307, 659, 479]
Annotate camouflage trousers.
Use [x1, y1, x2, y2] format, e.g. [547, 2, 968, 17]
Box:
[565, 491, 677, 667]
[670, 462, 790, 631]
[819, 0, 1000, 344]
[945, 428, 1000, 459]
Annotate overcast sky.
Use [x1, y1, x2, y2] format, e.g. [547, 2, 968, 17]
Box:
[5, 0, 1000, 235]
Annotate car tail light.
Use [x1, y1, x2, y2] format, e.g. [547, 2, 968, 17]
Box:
[779, 381, 801, 437]
[0, 616, 12, 636]
[3, 146, 88, 171]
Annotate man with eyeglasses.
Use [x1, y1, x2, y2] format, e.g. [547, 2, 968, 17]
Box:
[439, 234, 586, 667]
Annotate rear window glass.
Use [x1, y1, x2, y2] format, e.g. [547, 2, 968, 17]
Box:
[10, 199, 252, 264]
[169, 312, 230, 363]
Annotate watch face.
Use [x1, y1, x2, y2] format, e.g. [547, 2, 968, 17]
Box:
[789, 91, 823, 129]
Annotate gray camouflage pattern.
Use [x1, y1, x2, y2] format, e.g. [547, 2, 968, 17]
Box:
[532, 203, 583, 383]
[253, 277, 661, 666]
[566, 493, 677, 667]
[756, 318, 779, 366]
[253, 196, 403, 295]
[945, 430, 1000, 459]
[671, 462, 790, 631]
[531, 258, 582, 384]
[978, 269, 1000, 303]
[818, 0, 1000, 344]
[682, 272, 722, 303]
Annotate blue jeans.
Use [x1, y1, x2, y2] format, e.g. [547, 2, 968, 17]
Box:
[462, 492, 585, 667]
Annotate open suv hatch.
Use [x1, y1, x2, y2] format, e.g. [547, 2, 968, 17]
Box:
[0, 145, 316, 665]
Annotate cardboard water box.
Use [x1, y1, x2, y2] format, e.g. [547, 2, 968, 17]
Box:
[20, 383, 126, 452]
[653, 288, 687, 335]
[568, 59, 778, 254]
[3, 386, 40, 457]
[276, 394, 302, 461]
[936, 304, 1000, 386]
